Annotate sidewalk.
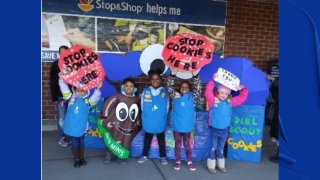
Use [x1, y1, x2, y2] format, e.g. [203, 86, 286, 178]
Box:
[42, 126, 278, 180]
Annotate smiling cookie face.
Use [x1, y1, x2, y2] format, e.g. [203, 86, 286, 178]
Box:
[102, 94, 141, 149]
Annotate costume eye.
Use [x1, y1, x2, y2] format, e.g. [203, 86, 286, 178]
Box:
[116, 102, 128, 121]
[129, 104, 139, 122]
[139, 44, 168, 75]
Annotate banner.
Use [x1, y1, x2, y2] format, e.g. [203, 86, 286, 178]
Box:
[97, 120, 130, 159]
[227, 105, 265, 163]
[58, 45, 105, 90]
[42, 0, 226, 26]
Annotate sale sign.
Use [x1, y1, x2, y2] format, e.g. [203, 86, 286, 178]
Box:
[162, 33, 214, 72]
[58, 45, 105, 90]
[214, 68, 240, 91]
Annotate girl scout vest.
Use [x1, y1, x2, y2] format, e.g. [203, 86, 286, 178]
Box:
[170, 92, 195, 133]
[209, 100, 232, 129]
[142, 87, 168, 133]
[63, 97, 90, 137]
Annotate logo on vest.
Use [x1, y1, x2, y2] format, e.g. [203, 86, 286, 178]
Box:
[74, 106, 79, 114]
[152, 105, 158, 111]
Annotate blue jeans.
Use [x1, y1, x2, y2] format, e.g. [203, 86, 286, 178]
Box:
[55, 99, 67, 138]
[71, 135, 85, 150]
[209, 127, 229, 159]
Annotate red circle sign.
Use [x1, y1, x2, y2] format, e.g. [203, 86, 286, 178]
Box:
[162, 33, 214, 72]
[58, 45, 105, 90]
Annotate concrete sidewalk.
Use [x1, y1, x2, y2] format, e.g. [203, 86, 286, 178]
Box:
[42, 126, 278, 180]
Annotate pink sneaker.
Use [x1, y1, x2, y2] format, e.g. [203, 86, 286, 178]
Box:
[187, 161, 196, 171]
[174, 161, 181, 170]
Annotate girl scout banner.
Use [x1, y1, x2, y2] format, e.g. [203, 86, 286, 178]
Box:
[227, 105, 265, 163]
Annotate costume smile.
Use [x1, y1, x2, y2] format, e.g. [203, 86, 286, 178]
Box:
[114, 122, 135, 135]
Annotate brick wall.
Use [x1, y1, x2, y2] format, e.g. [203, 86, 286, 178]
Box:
[225, 0, 278, 70]
[42, 0, 278, 121]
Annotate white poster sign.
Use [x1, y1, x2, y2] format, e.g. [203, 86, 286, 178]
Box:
[214, 68, 240, 91]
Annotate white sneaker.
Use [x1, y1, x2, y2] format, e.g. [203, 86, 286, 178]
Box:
[160, 157, 168, 165]
[58, 138, 68, 147]
[137, 156, 148, 163]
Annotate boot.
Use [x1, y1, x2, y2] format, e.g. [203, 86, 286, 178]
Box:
[207, 158, 216, 174]
[72, 149, 81, 168]
[217, 158, 228, 173]
[74, 158, 81, 168]
[79, 148, 87, 165]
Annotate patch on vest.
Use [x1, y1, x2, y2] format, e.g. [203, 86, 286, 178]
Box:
[144, 92, 152, 102]
[70, 98, 75, 105]
[174, 92, 181, 99]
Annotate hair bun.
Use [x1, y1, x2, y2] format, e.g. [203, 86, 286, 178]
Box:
[148, 68, 162, 76]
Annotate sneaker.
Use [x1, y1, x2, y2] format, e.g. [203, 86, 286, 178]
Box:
[173, 161, 181, 170]
[137, 156, 148, 164]
[104, 152, 112, 164]
[160, 157, 168, 165]
[118, 158, 128, 165]
[80, 157, 87, 166]
[58, 138, 68, 147]
[187, 161, 196, 171]
[270, 137, 279, 145]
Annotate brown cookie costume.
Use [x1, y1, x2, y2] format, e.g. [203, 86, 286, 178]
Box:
[101, 93, 141, 150]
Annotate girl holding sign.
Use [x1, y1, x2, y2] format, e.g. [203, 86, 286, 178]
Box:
[204, 73, 248, 174]
[59, 76, 102, 168]
[166, 71, 202, 171]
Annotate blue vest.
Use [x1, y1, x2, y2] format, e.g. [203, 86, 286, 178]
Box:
[63, 97, 90, 137]
[170, 92, 195, 133]
[142, 88, 168, 133]
[209, 100, 232, 129]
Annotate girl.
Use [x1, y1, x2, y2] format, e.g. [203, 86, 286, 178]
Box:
[204, 73, 248, 174]
[59, 78, 102, 168]
[101, 78, 141, 164]
[167, 72, 202, 171]
[137, 70, 169, 165]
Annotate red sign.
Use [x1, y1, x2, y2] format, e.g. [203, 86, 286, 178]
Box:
[58, 45, 105, 90]
[162, 33, 214, 72]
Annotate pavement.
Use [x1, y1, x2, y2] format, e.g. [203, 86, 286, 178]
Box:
[42, 126, 278, 180]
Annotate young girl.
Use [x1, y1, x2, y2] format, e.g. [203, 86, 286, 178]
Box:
[101, 78, 141, 164]
[167, 72, 202, 171]
[204, 74, 248, 174]
[59, 78, 101, 168]
[137, 70, 169, 165]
